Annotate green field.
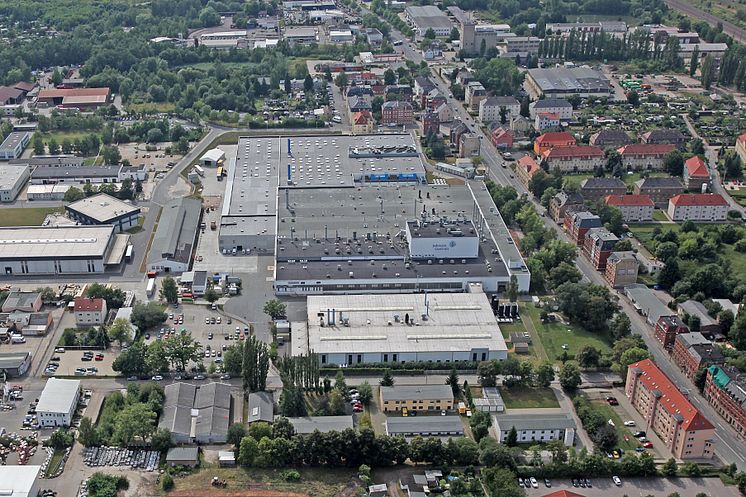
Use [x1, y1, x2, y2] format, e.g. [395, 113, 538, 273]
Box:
[499, 387, 560, 409]
[726, 187, 746, 207]
[39, 131, 91, 144]
[521, 303, 612, 362]
[0, 207, 64, 227]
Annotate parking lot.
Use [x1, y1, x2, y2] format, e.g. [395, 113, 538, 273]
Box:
[524, 477, 741, 497]
[143, 302, 247, 376]
[82, 447, 159, 471]
[47, 348, 118, 377]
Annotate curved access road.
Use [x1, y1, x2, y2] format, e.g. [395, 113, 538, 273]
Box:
[663, 0, 746, 44]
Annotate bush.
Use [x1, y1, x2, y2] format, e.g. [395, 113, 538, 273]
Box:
[161, 473, 174, 491]
[282, 469, 301, 482]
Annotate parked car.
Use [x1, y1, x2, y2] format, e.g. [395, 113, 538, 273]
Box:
[606, 396, 619, 406]
[194, 374, 206, 380]
[544, 479, 551, 488]
[151, 375, 163, 381]
[530, 477, 538, 489]
[613, 476, 622, 486]
[220, 374, 231, 380]
[623, 420, 636, 427]
[633, 431, 646, 438]
[643, 441, 653, 448]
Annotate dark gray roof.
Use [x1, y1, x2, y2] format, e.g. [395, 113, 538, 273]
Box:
[248, 391, 274, 423]
[483, 96, 520, 107]
[643, 129, 686, 142]
[287, 415, 353, 434]
[166, 447, 198, 462]
[553, 191, 585, 206]
[635, 176, 684, 189]
[10, 156, 85, 167]
[591, 129, 631, 145]
[148, 197, 201, 266]
[679, 300, 718, 327]
[580, 177, 626, 189]
[533, 98, 572, 109]
[386, 416, 464, 435]
[159, 382, 231, 440]
[31, 165, 119, 179]
[494, 412, 576, 431]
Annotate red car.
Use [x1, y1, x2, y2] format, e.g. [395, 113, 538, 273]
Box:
[353, 405, 363, 413]
[95, 354, 104, 361]
[643, 441, 653, 448]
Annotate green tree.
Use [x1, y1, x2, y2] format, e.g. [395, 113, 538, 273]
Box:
[662, 457, 678, 476]
[242, 335, 270, 393]
[64, 186, 85, 202]
[108, 318, 133, 347]
[47, 137, 60, 155]
[163, 332, 202, 371]
[383, 68, 396, 85]
[102, 145, 121, 165]
[506, 426, 518, 447]
[151, 428, 173, 452]
[535, 361, 555, 387]
[549, 262, 582, 288]
[559, 361, 581, 390]
[329, 389, 346, 415]
[619, 347, 651, 379]
[248, 422, 272, 441]
[239, 436, 259, 466]
[446, 367, 460, 397]
[112, 340, 149, 377]
[334, 72, 349, 89]
[664, 150, 685, 176]
[161, 474, 174, 491]
[469, 409, 492, 442]
[204, 287, 219, 303]
[263, 299, 287, 320]
[160, 277, 179, 304]
[358, 381, 373, 406]
[112, 403, 156, 445]
[575, 345, 601, 368]
[32, 133, 45, 155]
[78, 417, 98, 447]
[380, 369, 395, 386]
[450, 26, 460, 40]
[227, 423, 247, 447]
[222, 343, 243, 376]
[627, 91, 640, 107]
[145, 340, 169, 373]
[47, 428, 74, 449]
[609, 313, 632, 340]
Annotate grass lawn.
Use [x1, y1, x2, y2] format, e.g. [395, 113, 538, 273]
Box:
[126, 102, 176, 114]
[44, 449, 65, 478]
[499, 387, 560, 409]
[652, 209, 668, 222]
[726, 187, 746, 207]
[39, 131, 91, 144]
[521, 303, 612, 362]
[500, 318, 545, 362]
[587, 400, 640, 451]
[166, 467, 355, 497]
[0, 207, 63, 227]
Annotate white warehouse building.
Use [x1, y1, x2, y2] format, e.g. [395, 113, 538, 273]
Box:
[292, 289, 508, 365]
[36, 378, 80, 427]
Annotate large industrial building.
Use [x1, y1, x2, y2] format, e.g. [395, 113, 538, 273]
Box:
[525, 67, 612, 98]
[218, 134, 529, 295]
[0, 225, 129, 276]
[0, 351, 32, 377]
[292, 289, 509, 365]
[0, 465, 41, 497]
[65, 193, 141, 232]
[0, 131, 31, 160]
[36, 87, 111, 110]
[404, 5, 453, 37]
[159, 382, 232, 444]
[147, 197, 201, 273]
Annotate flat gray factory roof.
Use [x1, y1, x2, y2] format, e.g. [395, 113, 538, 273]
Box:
[407, 219, 478, 238]
[405, 5, 453, 30]
[66, 193, 139, 222]
[0, 164, 28, 190]
[219, 215, 276, 237]
[285, 134, 423, 188]
[0, 225, 114, 260]
[380, 385, 454, 402]
[303, 292, 507, 355]
[494, 411, 576, 431]
[31, 165, 120, 179]
[0, 352, 30, 369]
[286, 415, 353, 433]
[0, 131, 30, 152]
[10, 156, 85, 167]
[386, 416, 464, 435]
[528, 67, 610, 93]
[36, 378, 79, 414]
[224, 138, 279, 219]
[148, 197, 201, 265]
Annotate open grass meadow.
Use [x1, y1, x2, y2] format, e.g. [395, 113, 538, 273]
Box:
[499, 387, 560, 409]
[521, 303, 612, 363]
[0, 207, 63, 227]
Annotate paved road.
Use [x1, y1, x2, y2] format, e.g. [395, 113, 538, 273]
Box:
[525, 476, 741, 497]
[663, 0, 746, 44]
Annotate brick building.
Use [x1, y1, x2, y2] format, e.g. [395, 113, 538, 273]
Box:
[605, 251, 638, 288]
[565, 211, 603, 246]
[583, 228, 619, 270]
[541, 145, 605, 173]
[533, 131, 575, 155]
[589, 129, 631, 148]
[683, 156, 710, 191]
[654, 315, 689, 349]
[579, 177, 626, 202]
[617, 143, 677, 171]
[381, 100, 413, 126]
[703, 366, 746, 437]
[515, 155, 540, 189]
[641, 129, 687, 149]
[549, 191, 584, 224]
[671, 332, 724, 381]
[625, 358, 715, 459]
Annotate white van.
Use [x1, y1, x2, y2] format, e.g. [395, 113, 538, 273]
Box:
[11, 334, 26, 344]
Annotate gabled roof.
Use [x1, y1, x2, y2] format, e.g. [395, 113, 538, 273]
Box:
[618, 143, 676, 156]
[590, 129, 631, 145]
[517, 155, 540, 177]
[634, 176, 684, 189]
[543, 145, 604, 159]
[641, 128, 686, 142]
[13, 81, 35, 92]
[628, 358, 714, 431]
[605, 194, 654, 207]
[685, 156, 709, 178]
[538, 112, 560, 120]
[541, 490, 586, 497]
[535, 131, 575, 146]
[0, 86, 23, 102]
[483, 96, 519, 107]
[352, 111, 371, 125]
[37, 87, 110, 99]
[669, 193, 728, 206]
[73, 297, 105, 312]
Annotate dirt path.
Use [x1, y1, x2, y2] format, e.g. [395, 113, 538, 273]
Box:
[169, 489, 308, 497]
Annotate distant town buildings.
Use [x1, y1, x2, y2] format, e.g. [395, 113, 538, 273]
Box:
[704, 366, 746, 437]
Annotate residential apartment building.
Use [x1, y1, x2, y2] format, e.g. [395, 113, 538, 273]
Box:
[434, 102, 453, 123]
[534, 131, 576, 154]
[633, 176, 685, 208]
[73, 297, 107, 327]
[565, 211, 603, 246]
[541, 145, 604, 173]
[605, 194, 654, 222]
[529, 99, 573, 120]
[683, 156, 710, 191]
[579, 177, 626, 202]
[671, 332, 724, 381]
[515, 155, 540, 189]
[381, 100, 413, 126]
[736, 133, 746, 165]
[479, 96, 520, 123]
[535, 112, 561, 131]
[605, 251, 639, 288]
[667, 194, 728, 222]
[459, 133, 481, 158]
[494, 412, 576, 446]
[703, 366, 746, 437]
[589, 129, 632, 149]
[625, 358, 715, 459]
[502, 36, 541, 55]
[549, 191, 584, 224]
[421, 111, 439, 136]
[583, 228, 618, 270]
[617, 144, 676, 171]
[379, 385, 454, 412]
[655, 315, 689, 349]
[465, 82, 487, 112]
[351, 111, 374, 134]
[491, 127, 513, 149]
[641, 129, 687, 149]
